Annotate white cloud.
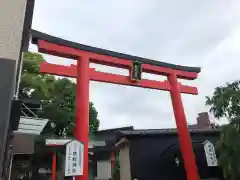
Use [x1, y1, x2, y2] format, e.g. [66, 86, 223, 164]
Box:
[31, 0, 240, 129]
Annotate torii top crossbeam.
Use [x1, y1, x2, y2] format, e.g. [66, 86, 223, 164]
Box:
[31, 29, 201, 180]
[31, 30, 200, 78]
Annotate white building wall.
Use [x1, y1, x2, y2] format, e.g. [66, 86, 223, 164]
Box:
[0, 0, 27, 61]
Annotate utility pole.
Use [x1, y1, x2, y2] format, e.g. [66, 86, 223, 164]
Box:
[0, 0, 35, 178]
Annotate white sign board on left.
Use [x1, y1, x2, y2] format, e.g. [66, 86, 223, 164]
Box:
[65, 140, 84, 177]
[204, 140, 218, 167]
[46, 139, 71, 146]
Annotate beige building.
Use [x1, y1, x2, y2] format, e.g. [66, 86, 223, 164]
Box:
[0, 0, 35, 178]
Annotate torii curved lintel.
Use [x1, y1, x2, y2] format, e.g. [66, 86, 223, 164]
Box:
[31, 30, 201, 73]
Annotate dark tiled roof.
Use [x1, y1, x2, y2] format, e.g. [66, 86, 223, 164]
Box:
[119, 128, 220, 137]
[96, 126, 134, 135]
[92, 127, 134, 148]
[188, 124, 198, 129]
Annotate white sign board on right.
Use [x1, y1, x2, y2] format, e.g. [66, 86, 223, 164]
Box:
[203, 140, 218, 167]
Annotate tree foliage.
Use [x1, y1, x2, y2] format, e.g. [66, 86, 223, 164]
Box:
[206, 80, 240, 180]
[19, 52, 100, 137]
[206, 80, 240, 120]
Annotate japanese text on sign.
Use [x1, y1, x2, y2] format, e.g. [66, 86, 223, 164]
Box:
[131, 61, 142, 81]
[65, 140, 84, 176]
[204, 140, 218, 167]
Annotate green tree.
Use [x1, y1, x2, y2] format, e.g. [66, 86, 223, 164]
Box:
[206, 80, 240, 180]
[19, 52, 100, 137]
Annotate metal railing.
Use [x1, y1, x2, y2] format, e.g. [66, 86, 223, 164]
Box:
[20, 102, 38, 118]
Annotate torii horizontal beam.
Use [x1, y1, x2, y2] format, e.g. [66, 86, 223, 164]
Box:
[33, 33, 199, 94]
[40, 62, 198, 94]
[31, 30, 200, 80]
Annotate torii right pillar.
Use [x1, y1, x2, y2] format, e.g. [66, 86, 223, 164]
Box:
[168, 73, 199, 180]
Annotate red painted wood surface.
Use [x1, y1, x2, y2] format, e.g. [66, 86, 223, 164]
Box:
[40, 62, 198, 95]
[35, 39, 200, 180]
[52, 152, 56, 180]
[75, 56, 90, 180]
[168, 73, 199, 180]
[38, 40, 198, 80]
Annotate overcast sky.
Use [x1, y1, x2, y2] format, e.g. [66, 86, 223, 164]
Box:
[30, 0, 240, 130]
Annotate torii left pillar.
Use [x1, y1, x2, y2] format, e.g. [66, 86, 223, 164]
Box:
[75, 56, 90, 180]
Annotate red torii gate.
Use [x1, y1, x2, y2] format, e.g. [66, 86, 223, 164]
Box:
[31, 30, 200, 180]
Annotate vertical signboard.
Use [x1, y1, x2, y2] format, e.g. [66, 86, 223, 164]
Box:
[65, 140, 84, 177]
[203, 140, 218, 167]
[131, 61, 142, 81]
